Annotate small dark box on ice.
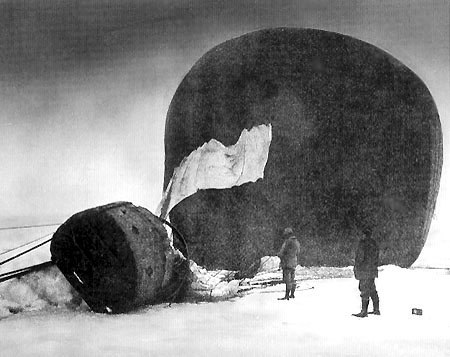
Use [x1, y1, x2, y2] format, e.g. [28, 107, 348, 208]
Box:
[412, 308, 423, 315]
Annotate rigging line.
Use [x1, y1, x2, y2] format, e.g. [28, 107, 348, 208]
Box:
[0, 261, 54, 279]
[158, 217, 192, 307]
[0, 261, 54, 284]
[158, 217, 189, 259]
[0, 266, 35, 279]
[209, 270, 237, 292]
[0, 223, 61, 231]
[206, 254, 274, 284]
[0, 232, 55, 257]
[0, 236, 53, 267]
[206, 254, 278, 294]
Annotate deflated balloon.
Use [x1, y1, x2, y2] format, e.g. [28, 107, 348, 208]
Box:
[164, 28, 442, 271]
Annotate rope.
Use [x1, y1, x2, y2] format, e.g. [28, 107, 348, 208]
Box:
[158, 217, 191, 307]
[206, 254, 279, 298]
[0, 266, 36, 279]
[0, 261, 54, 283]
[0, 223, 61, 231]
[0, 234, 53, 267]
[158, 217, 189, 259]
[0, 232, 55, 257]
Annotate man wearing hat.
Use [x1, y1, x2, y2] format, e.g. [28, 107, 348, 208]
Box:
[352, 227, 380, 317]
[277, 227, 301, 300]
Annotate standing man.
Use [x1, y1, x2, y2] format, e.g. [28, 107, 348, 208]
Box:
[277, 227, 301, 300]
[353, 227, 380, 317]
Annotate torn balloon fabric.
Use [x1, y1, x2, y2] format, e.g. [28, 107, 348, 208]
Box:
[156, 124, 272, 219]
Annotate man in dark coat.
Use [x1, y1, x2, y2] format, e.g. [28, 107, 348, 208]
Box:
[353, 227, 380, 317]
[277, 227, 301, 300]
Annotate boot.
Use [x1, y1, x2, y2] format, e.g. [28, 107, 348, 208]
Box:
[290, 284, 296, 299]
[278, 285, 290, 300]
[369, 295, 380, 315]
[352, 299, 369, 317]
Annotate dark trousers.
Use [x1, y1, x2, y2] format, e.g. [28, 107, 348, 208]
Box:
[282, 268, 296, 291]
[358, 278, 378, 302]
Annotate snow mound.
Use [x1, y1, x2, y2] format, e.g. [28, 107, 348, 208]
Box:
[0, 266, 82, 319]
[188, 260, 240, 300]
[379, 264, 410, 274]
[257, 256, 280, 273]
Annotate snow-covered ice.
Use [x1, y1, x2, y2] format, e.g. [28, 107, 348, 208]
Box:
[0, 265, 449, 357]
[0, 232, 448, 356]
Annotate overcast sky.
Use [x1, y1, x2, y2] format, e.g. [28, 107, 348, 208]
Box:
[0, 0, 448, 253]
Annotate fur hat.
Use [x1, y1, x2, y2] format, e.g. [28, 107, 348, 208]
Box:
[283, 227, 294, 236]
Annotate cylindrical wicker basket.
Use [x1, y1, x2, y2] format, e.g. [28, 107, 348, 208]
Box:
[51, 202, 190, 313]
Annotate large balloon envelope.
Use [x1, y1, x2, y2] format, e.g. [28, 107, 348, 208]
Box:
[164, 28, 442, 271]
